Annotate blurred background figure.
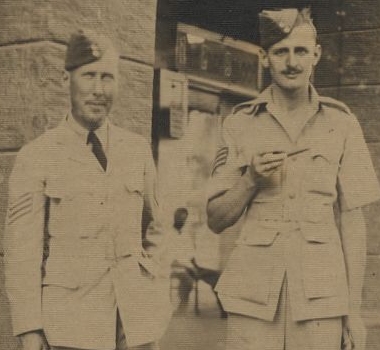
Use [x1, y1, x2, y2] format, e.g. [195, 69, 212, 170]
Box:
[145, 207, 227, 317]
[167, 207, 196, 313]
[145, 207, 196, 312]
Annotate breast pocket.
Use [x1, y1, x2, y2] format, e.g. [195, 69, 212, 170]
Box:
[45, 184, 75, 236]
[303, 149, 339, 197]
[112, 176, 145, 235]
[45, 183, 105, 238]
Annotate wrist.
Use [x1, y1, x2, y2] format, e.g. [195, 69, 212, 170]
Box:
[241, 169, 257, 192]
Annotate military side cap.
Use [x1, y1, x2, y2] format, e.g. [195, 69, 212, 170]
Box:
[259, 8, 315, 50]
[65, 29, 116, 71]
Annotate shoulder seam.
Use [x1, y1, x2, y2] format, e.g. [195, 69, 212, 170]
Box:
[232, 100, 262, 116]
[319, 96, 351, 114]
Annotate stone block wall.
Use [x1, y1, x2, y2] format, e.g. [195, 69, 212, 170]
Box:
[0, 1, 157, 348]
[316, 1, 380, 348]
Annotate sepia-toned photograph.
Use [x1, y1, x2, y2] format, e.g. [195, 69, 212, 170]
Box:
[0, 1, 379, 349]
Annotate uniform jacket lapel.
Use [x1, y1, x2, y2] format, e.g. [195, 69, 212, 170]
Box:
[54, 119, 97, 167]
[107, 124, 142, 176]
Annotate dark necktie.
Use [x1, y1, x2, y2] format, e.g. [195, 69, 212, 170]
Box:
[87, 131, 107, 171]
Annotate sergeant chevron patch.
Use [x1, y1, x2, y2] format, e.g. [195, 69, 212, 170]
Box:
[7, 193, 33, 225]
[212, 146, 229, 175]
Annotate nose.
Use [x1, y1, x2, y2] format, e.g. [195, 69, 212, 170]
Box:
[287, 50, 297, 67]
[93, 76, 104, 95]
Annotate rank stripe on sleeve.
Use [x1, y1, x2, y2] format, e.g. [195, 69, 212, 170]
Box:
[8, 192, 31, 212]
[7, 193, 33, 224]
[212, 146, 229, 175]
[213, 147, 228, 165]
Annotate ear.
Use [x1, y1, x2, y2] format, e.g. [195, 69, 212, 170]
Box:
[259, 48, 269, 69]
[313, 44, 322, 67]
[62, 70, 70, 87]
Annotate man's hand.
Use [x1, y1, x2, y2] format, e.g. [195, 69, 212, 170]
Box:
[251, 151, 286, 181]
[19, 331, 49, 350]
[342, 314, 367, 350]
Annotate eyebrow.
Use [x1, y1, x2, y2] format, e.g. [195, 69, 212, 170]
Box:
[272, 47, 289, 53]
[272, 45, 310, 52]
[80, 71, 115, 76]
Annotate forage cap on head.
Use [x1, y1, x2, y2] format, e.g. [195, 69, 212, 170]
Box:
[259, 8, 315, 50]
[65, 28, 118, 71]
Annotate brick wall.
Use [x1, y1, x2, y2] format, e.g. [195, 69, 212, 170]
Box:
[0, 1, 157, 348]
[315, 2, 380, 349]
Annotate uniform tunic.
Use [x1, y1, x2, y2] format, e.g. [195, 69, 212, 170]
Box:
[4, 117, 171, 350]
[209, 85, 380, 322]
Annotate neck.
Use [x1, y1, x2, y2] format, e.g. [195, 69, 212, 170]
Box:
[271, 84, 310, 112]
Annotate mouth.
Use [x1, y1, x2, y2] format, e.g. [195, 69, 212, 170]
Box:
[86, 101, 108, 112]
[282, 71, 302, 79]
[85, 102, 108, 115]
[86, 101, 107, 107]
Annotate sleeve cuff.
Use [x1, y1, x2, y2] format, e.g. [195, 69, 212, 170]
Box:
[340, 187, 380, 211]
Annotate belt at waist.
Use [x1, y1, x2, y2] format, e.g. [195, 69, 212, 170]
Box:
[48, 236, 140, 260]
[247, 201, 335, 223]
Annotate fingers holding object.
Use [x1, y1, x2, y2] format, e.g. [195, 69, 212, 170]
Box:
[260, 151, 287, 164]
[251, 151, 286, 179]
[256, 160, 283, 175]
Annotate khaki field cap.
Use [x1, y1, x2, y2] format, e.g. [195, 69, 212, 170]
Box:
[259, 8, 316, 50]
[65, 29, 117, 71]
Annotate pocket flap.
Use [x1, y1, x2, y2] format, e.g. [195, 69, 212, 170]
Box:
[124, 177, 144, 194]
[45, 175, 92, 200]
[310, 146, 339, 165]
[42, 258, 81, 289]
[238, 221, 280, 246]
[137, 255, 161, 278]
[302, 203, 336, 223]
[44, 184, 65, 199]
[45, 182, 77, 200]
[300, 222, 336, 243]
[311, 152, 331, 163]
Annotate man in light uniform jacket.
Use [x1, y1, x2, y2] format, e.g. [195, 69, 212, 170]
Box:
[207, 8, 380, 350]
[4, 29, 171, 350]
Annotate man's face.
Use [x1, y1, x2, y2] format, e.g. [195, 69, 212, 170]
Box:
[262, 24, 321, 92]
[69, 50, 119, 130]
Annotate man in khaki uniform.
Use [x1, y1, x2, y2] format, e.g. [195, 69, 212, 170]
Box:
[207, 8, 380, 350]
[4, 29, 171, 350]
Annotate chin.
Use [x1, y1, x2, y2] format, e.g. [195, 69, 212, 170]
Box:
[278, 81, 305, 92]
[84, 114, 107, 128]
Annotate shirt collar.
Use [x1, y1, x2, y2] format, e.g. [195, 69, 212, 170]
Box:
[261, 84, 320, 114]
[258, 84, 321, 142]
[253, 85, 273, 106]
[66, 112, 109, 150]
